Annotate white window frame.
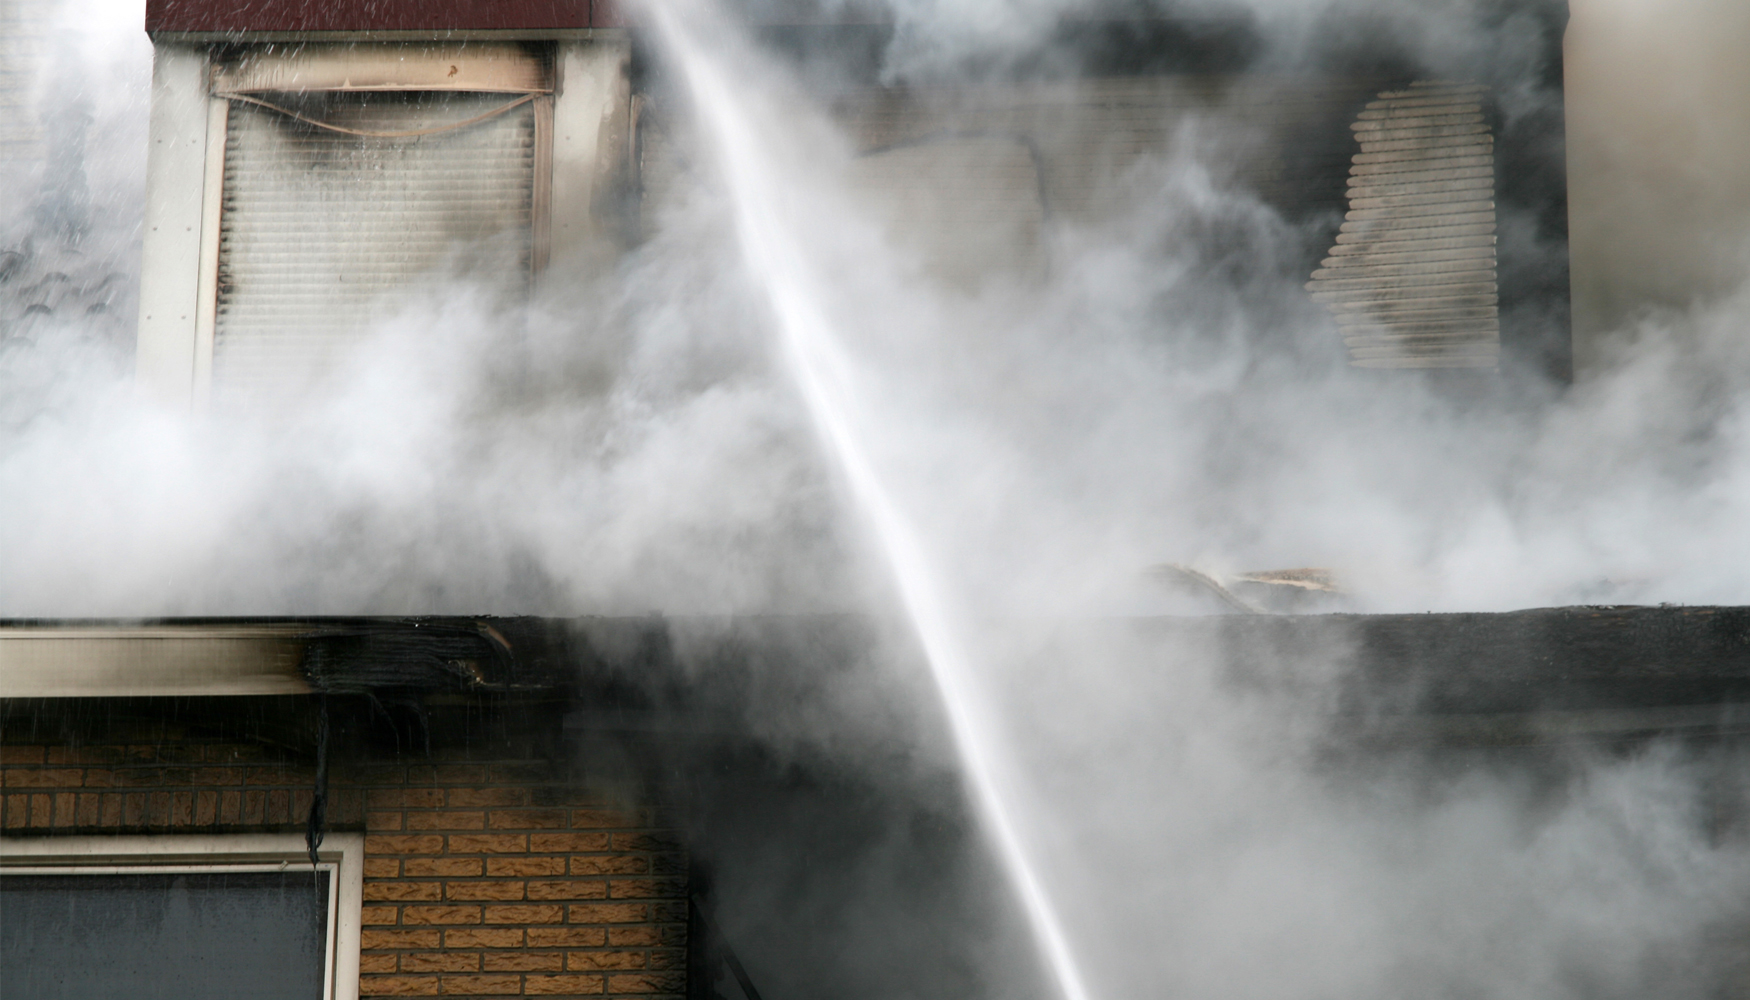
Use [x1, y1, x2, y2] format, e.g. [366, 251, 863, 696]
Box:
[195, 44, 553, 407]
[138, 40, 597, 408]
[0, 832, 364, 1000]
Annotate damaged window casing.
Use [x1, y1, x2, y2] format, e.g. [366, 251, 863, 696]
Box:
[135, 37, 635, 408]
[194, 43, 551, 405]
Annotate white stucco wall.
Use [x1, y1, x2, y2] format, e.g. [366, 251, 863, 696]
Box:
[550, 37, 634, 272]
[1566, 0, 1750, 374]
[135, 43, 212, 406]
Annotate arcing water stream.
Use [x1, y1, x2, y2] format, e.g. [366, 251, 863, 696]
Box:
[648, 9, 1096, 1000]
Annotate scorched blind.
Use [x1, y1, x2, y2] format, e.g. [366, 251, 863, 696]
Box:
[212, 91, 538, 400]
[1307, 82, 1500, 369]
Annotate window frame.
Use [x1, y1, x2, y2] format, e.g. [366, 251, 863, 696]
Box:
[0, 832, 365, 1000]
[190, 43, 555, 406]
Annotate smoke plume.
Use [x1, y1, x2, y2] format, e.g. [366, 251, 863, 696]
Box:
[5, 0, 1750, 998]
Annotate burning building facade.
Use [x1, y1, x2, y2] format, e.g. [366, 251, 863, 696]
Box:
[8, 0, 1750, 998]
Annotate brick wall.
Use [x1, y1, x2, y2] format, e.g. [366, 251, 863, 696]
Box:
[0, 741, 337, 832]
[0, 741, 687, 1000]
[354, 761, 687, 998]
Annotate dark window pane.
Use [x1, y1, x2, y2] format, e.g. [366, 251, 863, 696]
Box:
[0, 870, 330, 1000]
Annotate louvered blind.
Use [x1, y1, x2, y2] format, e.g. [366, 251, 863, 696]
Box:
[213, 92, 536, 400]
[1307, 82, 1498, 369]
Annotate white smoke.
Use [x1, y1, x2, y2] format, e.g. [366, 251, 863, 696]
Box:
[629, 8, 1750, 998]
[4, 1, 1750, 999]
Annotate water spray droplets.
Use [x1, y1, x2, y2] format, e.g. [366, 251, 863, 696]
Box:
[647, 8, 1096, 1000]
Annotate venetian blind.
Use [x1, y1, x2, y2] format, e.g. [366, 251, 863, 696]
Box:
[1307, 82, 1499, 369]
[213, 91, 537, 401]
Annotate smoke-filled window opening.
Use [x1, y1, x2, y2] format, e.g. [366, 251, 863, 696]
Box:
[193, 43, 555, 405]
[846, 132, 1051, 287]
[632, 70, 1389, 288]
[627, 11, 1570, 375]
[0, 832, 365, 1000]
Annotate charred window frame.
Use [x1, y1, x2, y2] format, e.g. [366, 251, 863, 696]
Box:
[186, 42, 556, 405]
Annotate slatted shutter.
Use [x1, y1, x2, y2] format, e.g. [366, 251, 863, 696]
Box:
[213, 91, 539, 401]
[1307, 82, 1498, 368]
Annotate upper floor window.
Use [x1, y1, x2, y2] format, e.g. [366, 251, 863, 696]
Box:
[199, 44, 553, 403]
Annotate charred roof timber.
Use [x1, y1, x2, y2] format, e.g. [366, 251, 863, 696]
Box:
[144, 0, 622, 38]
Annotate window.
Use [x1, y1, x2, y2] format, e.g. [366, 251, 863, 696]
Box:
[197, 44, 553, 403]
[639, 75, 1383, 286]
[0, 833, 364, 1000]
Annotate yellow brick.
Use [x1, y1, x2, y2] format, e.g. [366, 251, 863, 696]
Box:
[526, 973, 607, 995]
[488, 808, 570, 829]
[447, 881, 527, 901]
[529, 880, 609, 901]
[401, 905, 482, 926]
[448, 833, 528, 854]
[568, 903, 647, 924]
[400, 952, 480, 973]
[570, 857, 647, 876]
[406, 810, 485, 831]
[606, 927, 660, 947]
[527, 927, 607, 948]
[364, 882, 442, 902]
[488, 857, 567, 877]
[361, 929, 441, 950]
[403, 857, 483, 878]
[365, 835, 444, 856]
[443, 927, 525, 949]
[483, 904, 565, 925]
[358, 975, 439, 997]
[438, 974, 521, 995]
[484, 952, 565, 972]
[568, 951, 647, 970]
[530, 832, 610, 853]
